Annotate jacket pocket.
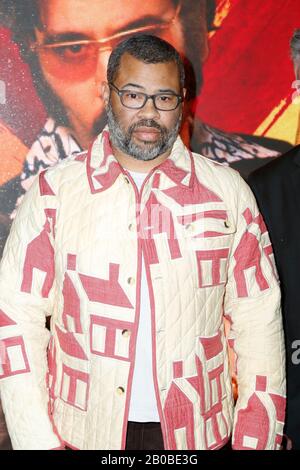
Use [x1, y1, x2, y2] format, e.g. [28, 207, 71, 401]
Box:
[184, 210, 236, 288]
[184, 209, 236, 245]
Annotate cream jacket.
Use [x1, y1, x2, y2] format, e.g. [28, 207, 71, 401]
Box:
[0, 130, 285, 450]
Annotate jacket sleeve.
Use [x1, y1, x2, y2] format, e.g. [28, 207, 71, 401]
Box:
[224, 174, 286, 450]
[0, 171, 62, 449]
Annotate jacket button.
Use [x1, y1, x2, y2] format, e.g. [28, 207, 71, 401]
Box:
[127, 277, 135, 285]
[224, 220, 230, 228]
[117, 387, 125, 395]
[128, 223, 135, 231]
[122, 329, 131, 338]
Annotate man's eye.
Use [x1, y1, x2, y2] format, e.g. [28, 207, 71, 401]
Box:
[53, 44, 90, 60]
[124, 92, 143, 100]
[67, 44, 85, 54]
[157, 95, 173, 102]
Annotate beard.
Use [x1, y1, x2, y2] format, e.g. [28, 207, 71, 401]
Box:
[106, 101, 182, 161]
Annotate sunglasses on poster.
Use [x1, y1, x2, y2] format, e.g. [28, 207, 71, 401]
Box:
[30, 2, 182, 82]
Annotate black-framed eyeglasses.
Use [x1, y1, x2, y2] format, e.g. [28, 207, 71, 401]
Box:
[109, 83, 183, 111]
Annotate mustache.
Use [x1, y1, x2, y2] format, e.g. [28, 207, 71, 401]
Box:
[93, 114, 165, 139]
[130, 120, 164, 133]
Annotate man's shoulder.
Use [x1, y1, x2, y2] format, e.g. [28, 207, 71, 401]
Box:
[40, 150, 89, 192]
[190, 151, 260, 227]
[192, 150, 241, 183]
[249, 145, 300, 185]
[191, 150, 243, 205]
[46, 150, 88, 174]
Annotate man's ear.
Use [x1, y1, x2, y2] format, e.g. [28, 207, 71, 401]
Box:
[101, 82, 110, 108]
[182, 88, 187, 99]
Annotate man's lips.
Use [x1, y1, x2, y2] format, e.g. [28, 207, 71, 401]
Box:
[133, 126, 161, 141]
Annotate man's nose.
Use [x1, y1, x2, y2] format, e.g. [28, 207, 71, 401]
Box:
[137, 96, 160, 119]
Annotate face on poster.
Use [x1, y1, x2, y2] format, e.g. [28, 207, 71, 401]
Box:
[0, 0, 299, 255]
[0, 0, 207, 146]
[34, 0, 188, 147]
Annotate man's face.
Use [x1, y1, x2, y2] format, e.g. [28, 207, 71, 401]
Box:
[103, 53, 183, 161]
[35, 0, 185, 147]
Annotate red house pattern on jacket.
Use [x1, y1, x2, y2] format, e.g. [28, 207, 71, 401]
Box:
[0, 133, 285, 450]
[163, 331, 229, 450]
[0, 309, 30, 379]
[233, 376, 285, 450]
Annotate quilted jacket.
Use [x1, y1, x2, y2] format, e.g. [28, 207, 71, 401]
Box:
[0, 130, 285, 450]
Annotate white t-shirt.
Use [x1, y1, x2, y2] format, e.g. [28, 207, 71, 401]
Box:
[127, 169, 160, 422]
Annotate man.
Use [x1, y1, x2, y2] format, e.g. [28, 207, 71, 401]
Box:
[0, 35, 285, 450]
[0, 0, 292, 257]
[248, 29, 300, 450]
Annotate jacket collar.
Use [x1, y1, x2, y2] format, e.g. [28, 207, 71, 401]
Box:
[87, 128, 194, 193]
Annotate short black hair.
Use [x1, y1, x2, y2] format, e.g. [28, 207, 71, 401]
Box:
[107, 34, 185, 91]
[291, 29, 300, 62]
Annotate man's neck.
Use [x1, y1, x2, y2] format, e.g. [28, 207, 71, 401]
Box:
[111, 145, 172, 173]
